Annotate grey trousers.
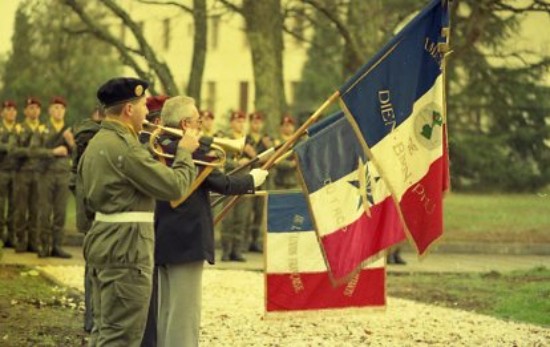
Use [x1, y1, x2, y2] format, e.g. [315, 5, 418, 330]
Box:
[157, 261, 204, 347]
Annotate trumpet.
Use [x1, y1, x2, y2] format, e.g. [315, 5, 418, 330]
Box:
[142, 120, 245, 168]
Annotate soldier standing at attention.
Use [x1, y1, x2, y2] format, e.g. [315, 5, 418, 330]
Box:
[273, 115, 299, 190]
[12, 97, 67, 254]
[220, 111, 256, 262]
[78, 77, 199, 346]
[199, 110, 216, 137]
[246, 111, 272, 252]
[38, 96, 75, 258]
[0, 100, 18, 248]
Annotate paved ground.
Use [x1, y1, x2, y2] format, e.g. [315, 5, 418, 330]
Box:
[1, 246, 548, 273]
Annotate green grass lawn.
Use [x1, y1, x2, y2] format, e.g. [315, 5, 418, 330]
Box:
[387, 266, 550, 327]
[0, 265, 87, 346]
[62, 193, 550, 243]
[443, 193, 550, 243]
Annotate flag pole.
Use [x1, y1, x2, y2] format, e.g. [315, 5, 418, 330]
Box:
[214, 90, 341, 226]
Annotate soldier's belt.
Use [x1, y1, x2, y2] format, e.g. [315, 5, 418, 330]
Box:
[95, 212, 154, 223]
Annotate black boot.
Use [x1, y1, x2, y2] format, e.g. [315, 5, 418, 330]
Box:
[393, 250, 406, 265]
[248, 242, 263, 253]
[230, 253, 247, 262]
[51, 246, 72, 259]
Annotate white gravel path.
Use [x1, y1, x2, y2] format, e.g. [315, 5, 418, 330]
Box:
[38, 265, 550, 347]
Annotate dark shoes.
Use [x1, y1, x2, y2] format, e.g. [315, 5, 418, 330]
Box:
[51, 247, 73, 259]
[248, 243, 263, 253]
[221, 252, 247, 262]
[230, 253, 247, 262]
[387, 252, 407, 265]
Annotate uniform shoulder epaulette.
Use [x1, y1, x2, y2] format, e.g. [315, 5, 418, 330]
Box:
[15, 124, 22, 134]
[38, 124, 46, 133]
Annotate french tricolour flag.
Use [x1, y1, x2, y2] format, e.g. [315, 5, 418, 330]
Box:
[339, 0, 450, 255]
[294, 113, 405, 283]
[265, 192, 385, 313]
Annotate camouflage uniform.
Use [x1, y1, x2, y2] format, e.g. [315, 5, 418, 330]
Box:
[220, 131, 255, 261]
[12, 120, 50, 252]
[246, 132, 272, 251]
[273, 135, 299, 190]
[38, 119, 72, 256]
[0, 121, 18, 246]
[79, 119, 195, 346]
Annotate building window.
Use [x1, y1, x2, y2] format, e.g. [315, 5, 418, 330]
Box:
[206, 81, 217, 112]
[239, 81, 249, 113]
[163, 18, 171, 50]
[211, 15, 221, 50]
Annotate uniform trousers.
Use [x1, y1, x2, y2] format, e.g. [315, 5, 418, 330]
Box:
[157, 261, 204, 347]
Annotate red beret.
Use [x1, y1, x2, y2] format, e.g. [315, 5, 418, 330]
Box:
[200, 110, 214, 120]
[50, 96, 67, 107]
[230, 111, 246, 121]
[2, 100, 16, 109]
[280, 115, 295, 125]
[249, 111, 264, 121]
[26, 97, 41, 108]
[146, 95, 170, 115]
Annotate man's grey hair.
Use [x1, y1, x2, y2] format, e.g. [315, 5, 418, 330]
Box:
[160, 96, 197, 127]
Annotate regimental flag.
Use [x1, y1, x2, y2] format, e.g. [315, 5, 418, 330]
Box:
[339, 0, 450, 255]
[294, 112, 405, 283]
[265, 192, 386, 313]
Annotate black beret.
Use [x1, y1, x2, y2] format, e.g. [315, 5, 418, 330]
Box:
[97, 77, 149, 108]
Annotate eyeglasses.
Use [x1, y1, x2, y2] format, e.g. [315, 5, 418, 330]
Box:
[183, 118, 203, 126]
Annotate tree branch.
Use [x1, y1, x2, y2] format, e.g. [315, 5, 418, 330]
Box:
[136, 0, 193, 14]
[61, 0, 156, 93]
[99, 0, 179, 94]
[215, 0, 244, 16]
[302, 0, 362, 65]
[490, 0, 550, 13]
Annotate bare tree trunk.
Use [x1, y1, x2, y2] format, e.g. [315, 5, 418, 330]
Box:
[242, 0, 287, 134]
[186, 0, 207, 104]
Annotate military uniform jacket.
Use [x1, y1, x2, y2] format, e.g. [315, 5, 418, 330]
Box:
[12, 121, 52, 172]
[273, 136, 298, 188]
[41, 120, 72, 173]
[0, 121, 18, 171]
[78, 120, 196, 270]
[154, 135, 255, 265]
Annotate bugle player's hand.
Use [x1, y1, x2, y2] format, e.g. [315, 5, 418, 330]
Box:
[178, 128, 200, 153]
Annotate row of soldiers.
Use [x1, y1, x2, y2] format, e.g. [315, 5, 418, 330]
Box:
[0, 95, 300, 261]
[213, 111, 300, 262]
[0, 97, 73, 258]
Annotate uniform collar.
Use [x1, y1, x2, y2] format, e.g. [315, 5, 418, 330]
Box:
[103, 117, 138, 138]
[2, 120, 15, 131]
[49, 117, 65, 132]
[25, 119, 40, 131]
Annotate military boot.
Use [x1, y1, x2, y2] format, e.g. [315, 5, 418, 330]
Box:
[221, 240, 231, 262]
[51, 245, 72, 259]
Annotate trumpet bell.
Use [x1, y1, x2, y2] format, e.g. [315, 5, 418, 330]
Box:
[211, 136, 245, 154]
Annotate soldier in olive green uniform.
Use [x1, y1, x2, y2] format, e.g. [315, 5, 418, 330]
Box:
[78, 78, 199, 346]
[246, 111, 272, 252]
[38, 96, 75, 258]
[220, 111, 256, 262]
[12, 98, 68, 254]
[0, 100, 18, 247]
[273, 115, 299, 190]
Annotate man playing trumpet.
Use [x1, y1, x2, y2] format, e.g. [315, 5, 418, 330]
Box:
[152, 96, 268, 347]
